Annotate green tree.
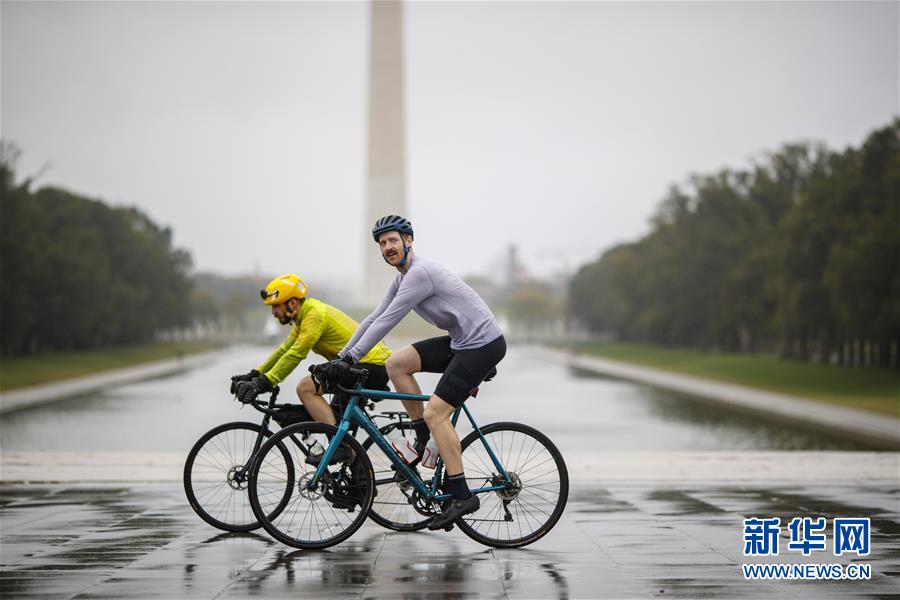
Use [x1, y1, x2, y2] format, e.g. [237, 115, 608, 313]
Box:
[568, 120, 900, 370]
[0, 149, 194, 356]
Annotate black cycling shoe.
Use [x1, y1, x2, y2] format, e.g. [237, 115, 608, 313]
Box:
[323, 470, 361, 511]
[305, 446, 352, 466]
[324, 462, 375, 511]
[328, 492, 359, 511]
[427, 494, 480, 530]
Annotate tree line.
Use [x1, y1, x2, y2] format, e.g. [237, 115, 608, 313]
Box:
[1, 144, 193, 356]
[569, 120, 899, 369]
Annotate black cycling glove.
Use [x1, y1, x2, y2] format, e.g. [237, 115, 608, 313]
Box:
[235, 375, 273, 403]
[230, 369, 260, 395]
[325, 355, 354, 382]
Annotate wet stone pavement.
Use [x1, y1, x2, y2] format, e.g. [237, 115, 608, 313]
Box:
[1, 483, 898, 599]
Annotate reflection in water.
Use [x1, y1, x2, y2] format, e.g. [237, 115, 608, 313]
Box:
[181, 531, 273, 591]
[196, 531, 273, 545]
[499, 555, 571, 600]
[642, 489, 730, 516]
[0, 345, 885, 452]
[187, 531, 571, 599]
[0, 488, 186, 598]
[568, 488, 638, 514]
[251, 549, 372, 587]
[635, 386, 876, 451]
[234, 539, 382, 594]
[738, 488, 900, 535]
[3, 483, 896, 599]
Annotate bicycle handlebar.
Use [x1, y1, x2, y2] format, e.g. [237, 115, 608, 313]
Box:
[307, 363, 369, 396]
[231, 364, 377, 417]
[239, 385, 289, 416]
[228, 381, 294, 415]
[307, 364, 370, 376]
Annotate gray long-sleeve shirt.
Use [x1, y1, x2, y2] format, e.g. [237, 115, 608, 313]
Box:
[341, 255, 503, 362]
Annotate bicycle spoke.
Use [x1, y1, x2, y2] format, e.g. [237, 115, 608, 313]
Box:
[185, 423, 274, 530]
[514, 455, 556, 478]
[456, 424, 567, 547]
[249, 422, 375, 548]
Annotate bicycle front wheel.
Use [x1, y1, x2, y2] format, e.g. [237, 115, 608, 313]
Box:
[248, 422, 375, 550]
[183, 421, 293, 532]
[456, 422, 568, 548]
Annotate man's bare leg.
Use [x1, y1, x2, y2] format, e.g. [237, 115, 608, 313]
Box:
[423, 395, 462, 474]
[423, 393, 479, 529]
[386, 345, 425, 420]
[297, 375, 336, 426]
[296, 375, 358, 464]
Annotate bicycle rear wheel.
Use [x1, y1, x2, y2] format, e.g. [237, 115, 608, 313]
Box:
[248, 422, 375, 550]
[363, 424, 434, 531]
[183, 421, 293, 532]
[456, 422, 568, 548]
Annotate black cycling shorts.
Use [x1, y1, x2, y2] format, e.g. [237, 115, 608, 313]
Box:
[411, 335, 507, 408]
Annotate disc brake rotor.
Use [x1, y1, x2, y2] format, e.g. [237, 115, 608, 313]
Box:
[297, 472, 326, 501]
[227, 465, 248, 490]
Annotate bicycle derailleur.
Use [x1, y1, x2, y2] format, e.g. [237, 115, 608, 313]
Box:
[492, 472, 522, 522]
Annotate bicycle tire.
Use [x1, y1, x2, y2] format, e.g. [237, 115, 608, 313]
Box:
[455, 422, 568, 548]
[248, 422, 375, 550]
[183, 421, 294, 532]
[363, 423, 433, 531]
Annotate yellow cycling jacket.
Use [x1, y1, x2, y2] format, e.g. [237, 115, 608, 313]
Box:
[257, 298, 391, 385]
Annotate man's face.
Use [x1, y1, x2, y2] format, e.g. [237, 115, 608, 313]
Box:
[378, 231, 411, 267]
[271, 302, 292, 325]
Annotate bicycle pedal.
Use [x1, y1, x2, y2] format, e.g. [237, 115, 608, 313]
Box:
[443, 523, 454, 532]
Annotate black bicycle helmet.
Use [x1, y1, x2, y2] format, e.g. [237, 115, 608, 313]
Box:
[372, 215, 414, 241]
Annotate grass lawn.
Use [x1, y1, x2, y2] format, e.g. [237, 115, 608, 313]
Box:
[576, 342, 900, 417]
[0, 342, 219, 392]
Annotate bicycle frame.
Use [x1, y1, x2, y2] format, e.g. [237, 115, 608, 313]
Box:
[239, 384, 406, 473]
[307, 384, 514, 501]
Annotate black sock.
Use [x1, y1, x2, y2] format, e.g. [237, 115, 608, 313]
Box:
[445, 473, 472, 500]
[412, 419, 430, 447]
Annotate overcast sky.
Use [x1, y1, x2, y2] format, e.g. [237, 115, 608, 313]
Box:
[2, 1, 897, 293]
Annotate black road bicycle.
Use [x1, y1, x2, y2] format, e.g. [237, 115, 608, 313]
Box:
[183, 385, 433, 533]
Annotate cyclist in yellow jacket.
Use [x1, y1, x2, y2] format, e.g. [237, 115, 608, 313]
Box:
[232, 275, 392, 451]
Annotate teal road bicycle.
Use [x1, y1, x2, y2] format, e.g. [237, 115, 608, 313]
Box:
[246, 365, 569, 550]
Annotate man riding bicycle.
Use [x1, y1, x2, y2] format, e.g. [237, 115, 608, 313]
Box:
[322, 215, 507, 530]
[231, 274, 395, 465]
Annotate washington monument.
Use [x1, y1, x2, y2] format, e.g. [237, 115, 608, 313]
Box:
[364, 0, 407, 304]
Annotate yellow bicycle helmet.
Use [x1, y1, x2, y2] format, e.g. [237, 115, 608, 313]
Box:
[260, 274, 309, 318]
